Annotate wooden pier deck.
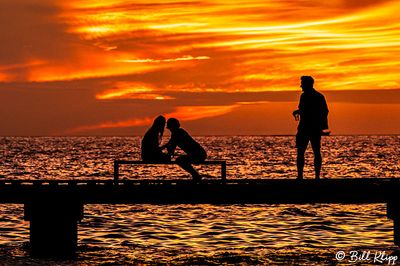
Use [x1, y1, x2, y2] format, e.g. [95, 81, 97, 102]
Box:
[1, 178, 400, 257]
[1, 178, 399, 204]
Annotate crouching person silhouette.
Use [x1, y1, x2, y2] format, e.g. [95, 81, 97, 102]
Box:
[141, 115, 171, 162]
[163, 118, 207, 181]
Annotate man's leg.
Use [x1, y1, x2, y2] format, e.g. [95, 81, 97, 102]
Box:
[176, 155, 201, 180]
[296, 133, 308, 179]
[310, 134, 322, 179]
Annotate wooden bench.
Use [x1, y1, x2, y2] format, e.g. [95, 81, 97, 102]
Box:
[113, 160, 226, 184]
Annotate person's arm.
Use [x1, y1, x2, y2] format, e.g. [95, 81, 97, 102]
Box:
[160, 142, 168, 150]
[293, 94, 304, 121]
[164, 132, 177, 156]
[321, 96, 329, 130]
[292, 109, 300, 121]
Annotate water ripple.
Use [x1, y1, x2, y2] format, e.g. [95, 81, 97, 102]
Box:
[0, 136, 399, 264]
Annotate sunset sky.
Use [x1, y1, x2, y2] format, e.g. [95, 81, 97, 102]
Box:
[1, 0, 400, 135]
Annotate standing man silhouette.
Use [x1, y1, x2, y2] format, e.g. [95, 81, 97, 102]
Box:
[293, 76, 329, 179]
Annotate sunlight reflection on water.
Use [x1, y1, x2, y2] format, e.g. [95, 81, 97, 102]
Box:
[0, 136, 399, 264]
[1, 136, 399, 179]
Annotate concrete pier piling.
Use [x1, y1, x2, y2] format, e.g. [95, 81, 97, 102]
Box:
[387, 202, 400, 246]
[24, 199, 83, 257]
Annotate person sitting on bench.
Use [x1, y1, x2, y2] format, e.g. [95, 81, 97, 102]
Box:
[141, 115, 171, 162]
[163, 118, 207, 181]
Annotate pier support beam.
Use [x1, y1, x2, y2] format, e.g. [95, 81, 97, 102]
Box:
[24, 199, 83, 258]
[387, 202, 400, 246]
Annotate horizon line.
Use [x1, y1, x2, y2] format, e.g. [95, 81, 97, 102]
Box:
[1, 134, 399, 138]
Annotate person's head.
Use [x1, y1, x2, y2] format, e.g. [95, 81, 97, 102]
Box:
[152, 115, 166, 136]
[167, 118, 180, 131]
[300, 76, 314, 92]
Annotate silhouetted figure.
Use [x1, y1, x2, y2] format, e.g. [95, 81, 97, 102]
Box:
[141, 115, 171, 162]
[163, 118, 207, 181]
[293, 76, 329, 179]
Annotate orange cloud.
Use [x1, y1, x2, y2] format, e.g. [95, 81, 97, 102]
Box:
[66, 105, 238, 134]
[96, 82, 175, 100]
[5, 0, 400, 90]
[2, 0, 400, 135]
[66, 117, 153, 134]
[167, 105, 238, 121]
[116, 55, 210, 63]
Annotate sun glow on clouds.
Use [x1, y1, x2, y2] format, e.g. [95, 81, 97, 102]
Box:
[116, 55, 210, 63]
[67, 117, 153, 134]
[27, 54, 209, 82]
[167, 105, 238, 121]
[96, 83, 175, 100]
[2, 0, 400, 134]
[67, 105, 237, 134]
[48, 0, 400, 91]
[6, 0, 400, 88]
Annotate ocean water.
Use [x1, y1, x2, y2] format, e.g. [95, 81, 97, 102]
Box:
[0, 136, 400, 265]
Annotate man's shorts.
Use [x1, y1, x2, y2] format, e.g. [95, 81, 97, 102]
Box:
[296, 132, 321, 151]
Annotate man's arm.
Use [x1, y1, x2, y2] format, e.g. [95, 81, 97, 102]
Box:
[293, 94, 304, 121]
[321, 95, 329, 130]
[163, 133, 177, 156]
[292, 109, 300, 121]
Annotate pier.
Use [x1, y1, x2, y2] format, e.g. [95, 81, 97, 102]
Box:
[1, 178, 400, 257]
